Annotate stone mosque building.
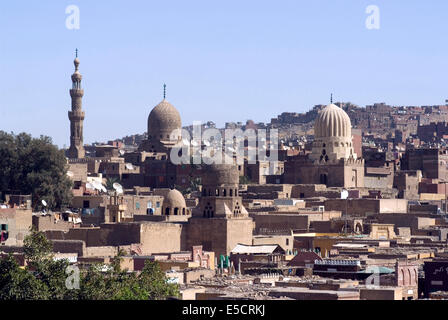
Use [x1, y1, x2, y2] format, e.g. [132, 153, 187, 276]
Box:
[139, 93, 182, 154]
[284, 102, 365, 188]
[185, 163, 253, 256]
[124, 91, 183, 188]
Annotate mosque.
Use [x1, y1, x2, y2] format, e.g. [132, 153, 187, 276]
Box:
[284, 101, 365, 188]
[64, 54, 363, 256]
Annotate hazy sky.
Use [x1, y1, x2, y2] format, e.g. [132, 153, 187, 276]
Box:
[1, 0, 448, 147]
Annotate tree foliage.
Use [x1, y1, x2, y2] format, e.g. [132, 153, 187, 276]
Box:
[0, 229, 179, 300]
[0, 131, 72, 210]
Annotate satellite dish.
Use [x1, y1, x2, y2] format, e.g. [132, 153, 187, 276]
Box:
[125, 163, 134, 170]
[203, 140, 211, 147]
[66, 171, 74, 177]
[86, 183, 95, 190]
[119, 149, 125, 156]
[41, 200, 47, 207]
[92, 181, 103, 191]
[113, 182, 123, 194]
[182, 138, 190, 146]
[341, 189, 349, 200]
[101, 185, 107, 193]
[191, 140, 199, 147]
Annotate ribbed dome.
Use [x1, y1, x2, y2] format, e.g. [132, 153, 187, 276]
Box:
[147, 99, 181, 140]
[314, 104, 351, 138]
[202, 164, 239, 186]
[162, 189, 186, 209]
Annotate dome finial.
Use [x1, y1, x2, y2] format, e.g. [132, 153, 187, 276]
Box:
[330, 93, 333, 104]
[163, 83, 166, 100]
[74, 48, 80, 71]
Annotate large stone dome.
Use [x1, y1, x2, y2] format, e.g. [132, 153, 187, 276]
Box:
[314, 103, 351, 138]
[163, 189, 186, 209]
[147, 99, 181, 141]
[202, 164, 239, 186]
[310, 103, 356, 161]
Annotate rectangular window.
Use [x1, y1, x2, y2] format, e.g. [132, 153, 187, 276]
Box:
[156, 202, 160, 208]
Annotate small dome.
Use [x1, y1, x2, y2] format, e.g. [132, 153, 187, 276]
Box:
[162, 189, 186, 209]
[74, 57, 80, 69]
[148, 99, 181, 140]
[202, 164, 239, 186]
[314, 104, 351, 138]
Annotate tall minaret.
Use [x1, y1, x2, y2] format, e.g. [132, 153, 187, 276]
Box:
[67, 49, 85, 159]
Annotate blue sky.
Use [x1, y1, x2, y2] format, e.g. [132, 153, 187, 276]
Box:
[1, 0, 448, 147]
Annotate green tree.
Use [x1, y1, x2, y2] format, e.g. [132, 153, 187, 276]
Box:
[0, 230, 180, 300]
[137, 260, 179, 300]
[105, 177, 121, 191]
[0, 131, 72, 211]
[23, 228, 54, 267]
[0, 254, 49, 300]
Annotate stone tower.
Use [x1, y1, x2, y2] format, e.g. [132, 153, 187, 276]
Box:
[67, 53, 85, 159]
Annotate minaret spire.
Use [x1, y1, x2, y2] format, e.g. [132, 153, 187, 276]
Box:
[67, 52, 85, 159]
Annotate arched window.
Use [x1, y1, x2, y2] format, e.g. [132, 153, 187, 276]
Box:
[202, 188, 206, 196]
[165, 207, 170, 215]
[174, 208, 179, 215]
[216, 189, 219, 196]
[223, 189, 227, 197]
[230, 189, 233, 197]
[182, 208, 186, 215]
